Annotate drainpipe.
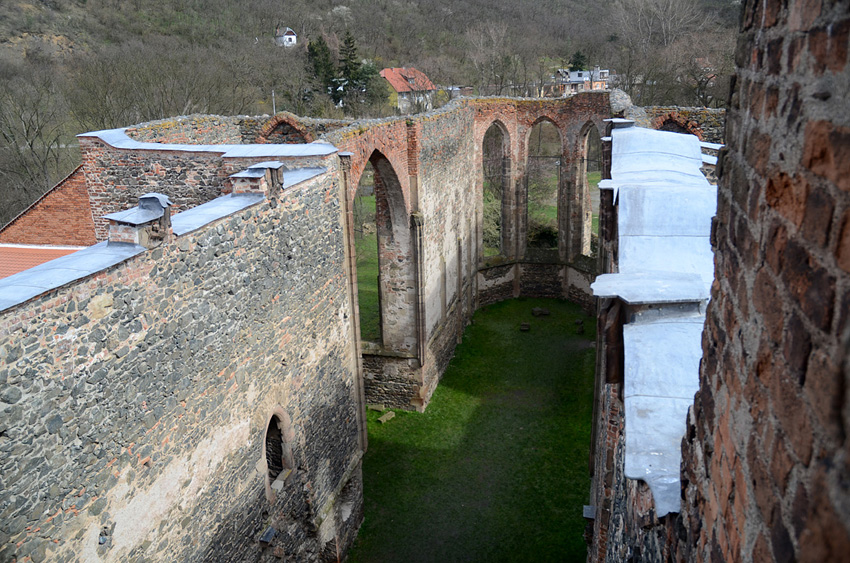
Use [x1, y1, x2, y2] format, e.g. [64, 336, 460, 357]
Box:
[411, 211, 426, 368]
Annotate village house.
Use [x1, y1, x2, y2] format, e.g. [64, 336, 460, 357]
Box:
[379, 67, 437, 114]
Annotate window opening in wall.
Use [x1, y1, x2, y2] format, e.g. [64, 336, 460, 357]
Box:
[482, 123, 508, 257]
[266, 416, 286, 481]
[526, 120, 561, 257]
[354, 161, 381, 343]
[583, 125, 603, 257]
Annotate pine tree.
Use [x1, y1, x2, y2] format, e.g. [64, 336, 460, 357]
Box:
[338, 31, 361, 86]
[306, 36, 336, 96]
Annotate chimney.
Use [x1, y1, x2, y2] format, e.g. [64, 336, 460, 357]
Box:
[230, 161, 286, 198]
[104, 193, 173, 249]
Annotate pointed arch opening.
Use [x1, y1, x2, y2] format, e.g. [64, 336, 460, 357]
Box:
[581, 123, 603, 257]
[525, 119, 562, 259]
[351, 151, 417, 354]
[263, 412, 294, 503]
[481, 121, 511, 258]
[354, 161, 380, 343]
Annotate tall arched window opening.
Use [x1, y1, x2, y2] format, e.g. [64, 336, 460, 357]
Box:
[266, 415, 286, 481]
[482, 123, 509, 257]
[583, 124, 603, 257]
[354, 161, 381, 343]
[526, 120, 561, 257]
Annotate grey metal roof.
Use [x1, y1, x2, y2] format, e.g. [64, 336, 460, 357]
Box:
[171, 194, 265, 236]
[103, 192, 173, 225]
[281, 167, 326, 189]
[77, 128, 338, 158]
[0, 242, 146, 313]
[590, 123, 716, 517]
[591, 271, 707, 304]
[247, 160, 287, 169]
[230, 169, 267, 179]
[171, 167, 327, 236]
[623, 314, 704, 517]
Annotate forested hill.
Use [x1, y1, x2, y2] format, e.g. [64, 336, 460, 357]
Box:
[0, 0, 740, 226]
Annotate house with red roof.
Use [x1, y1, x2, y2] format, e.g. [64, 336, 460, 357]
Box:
[379, 67, 437, 114]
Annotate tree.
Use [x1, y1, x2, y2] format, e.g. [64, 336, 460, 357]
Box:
[568, 51, 588, 71]
[0, 66, 76, 227]
[307, 36, 337, 100]
[339, 30, 361, 87]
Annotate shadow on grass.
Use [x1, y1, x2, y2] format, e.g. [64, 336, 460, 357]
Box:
[350, 298, 596, 563]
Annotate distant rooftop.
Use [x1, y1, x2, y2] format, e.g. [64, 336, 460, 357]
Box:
[380, 67, 437, 93]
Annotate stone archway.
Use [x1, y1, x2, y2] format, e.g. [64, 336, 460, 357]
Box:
[257, 113, 314, 144]
[652, 111, 704, 140]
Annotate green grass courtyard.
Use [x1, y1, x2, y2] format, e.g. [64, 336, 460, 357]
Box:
[349, 298, 596, 563]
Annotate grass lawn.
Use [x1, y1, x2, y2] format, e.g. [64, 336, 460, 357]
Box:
[355, 195, 380, 342]
[588, 171, 601, 236]
[349, 298, 596, 563]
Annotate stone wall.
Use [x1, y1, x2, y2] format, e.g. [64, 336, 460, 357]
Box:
[125, 114, 260, 145]
[641, 107, 726, 144]
[324, 94, 611, 410]
[0, 162, 365, 562]
[677, 1, 850, 561]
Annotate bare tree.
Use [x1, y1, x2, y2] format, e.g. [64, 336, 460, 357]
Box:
[0, 68, 76, 226]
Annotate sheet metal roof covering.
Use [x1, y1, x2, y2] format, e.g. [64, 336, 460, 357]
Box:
[77, 128, 338, 158]
[103, 193, 173, 225]
[623, 313, 705, 517]
[591, 271, 707, 305]
[0, 242, 145, 313]
[0, 245, 85, 280]
[168, 167, 327, 236]
[0, 166, 328, 311]
[590, 122, 716, 517]
[171, 194, 265, 236]
[380, 67, 437, 93]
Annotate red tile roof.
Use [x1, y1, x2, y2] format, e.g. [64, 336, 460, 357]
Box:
[0, 245, 84, 279]
[380, 67, 437, 93]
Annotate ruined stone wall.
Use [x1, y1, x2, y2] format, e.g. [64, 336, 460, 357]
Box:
[641, 107, 726, 144]
[125, 114, 263, 144]
[79, 137, 328, 241]
[676, 1, 850, 561]
[0, 163, 365, 562]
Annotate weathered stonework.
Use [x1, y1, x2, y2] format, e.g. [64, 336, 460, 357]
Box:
[0, 92, 622, 560]
[588, 2, 850, 562]
[0, 157, 365, 562]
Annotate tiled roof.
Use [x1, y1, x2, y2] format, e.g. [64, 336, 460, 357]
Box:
[379, 67, 436, 93]
[0, 245, 85, 280]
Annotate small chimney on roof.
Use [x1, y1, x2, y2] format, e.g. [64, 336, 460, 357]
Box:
[104, 193, 173, 249]
[230, 161, 287, 198]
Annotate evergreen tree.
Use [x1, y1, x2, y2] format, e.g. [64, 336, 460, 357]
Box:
[306, 36, 336, 97]
[339, 31, 361, 86]
[568, 50, 588, 72]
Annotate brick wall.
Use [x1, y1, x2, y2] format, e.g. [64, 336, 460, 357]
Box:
[0, 161, 365, 562]
[678, 1, 850, 561]
[324, 95, 610, 410]
[0, 166, 97, 246]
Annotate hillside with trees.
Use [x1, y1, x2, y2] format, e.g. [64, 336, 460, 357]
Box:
[0, 0, 739, 226]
